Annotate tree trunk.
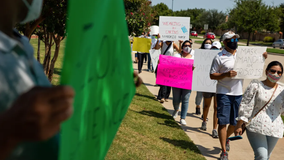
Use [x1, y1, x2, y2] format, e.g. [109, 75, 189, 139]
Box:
[48, 37, 61, 82]
[44, 33, 53, 74]
[247, 32, 251, 46]
[24, 16, 45, 40]
[37, 38, 41, 63]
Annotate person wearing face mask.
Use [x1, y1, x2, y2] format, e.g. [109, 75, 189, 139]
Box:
[194, 39, 214, 115]
[235, 61, 284, 160]
[0, 0, 143, 160]
[154, 34, 179, 103]
[171, 40, 194, 126]
[210, 31, 268, 160]
[200, 41, 222, 138]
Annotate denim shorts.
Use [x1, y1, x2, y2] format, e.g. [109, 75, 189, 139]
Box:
[216, 94, 242, 125]
[203, 92, 216, 98]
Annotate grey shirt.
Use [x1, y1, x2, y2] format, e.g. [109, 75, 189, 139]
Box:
[0, 30, 58, 160]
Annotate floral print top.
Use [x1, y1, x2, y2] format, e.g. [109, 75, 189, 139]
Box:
[238, 79, 284, 138]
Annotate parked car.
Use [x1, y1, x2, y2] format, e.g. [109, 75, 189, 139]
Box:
[190, 31, 198, 37]
[272, 39, 284, 49]
[203, 32, 215, 39]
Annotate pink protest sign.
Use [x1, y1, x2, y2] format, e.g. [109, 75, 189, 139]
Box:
[156, 55, 194, 90]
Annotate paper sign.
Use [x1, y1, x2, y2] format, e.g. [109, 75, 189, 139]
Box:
[59, 0, 136, 160]
[132, 37, 152, 53]
[156, 55, 194, 90]
[150, 25, 159, 35]
[233, 47, 267, 79]
[159, 16, 190, 41]
[149, 49, 160, 71]
[192, 49, 219, 92]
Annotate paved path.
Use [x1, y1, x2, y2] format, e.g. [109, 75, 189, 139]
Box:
[133, 41, 284, 160]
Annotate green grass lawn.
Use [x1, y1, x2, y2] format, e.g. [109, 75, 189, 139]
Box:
[238, 39, 273, 46]
[30, 39, 66, 85]
[105, 84, 205, 160]
[194, 40, 246, 47]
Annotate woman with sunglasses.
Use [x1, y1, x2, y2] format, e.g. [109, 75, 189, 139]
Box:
[171, 40, 194, 126]
[195, 39, 214, 115]
[235, 61, 284, 160]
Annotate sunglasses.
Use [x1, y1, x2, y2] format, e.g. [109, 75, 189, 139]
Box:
[269, 69, 282, 75]
[205, 43, 212, 44]
[228, 38, 239, 42]
[184, 45, 191, 47]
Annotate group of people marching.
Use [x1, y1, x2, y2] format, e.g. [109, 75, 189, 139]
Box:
[140, 31, 284, 160]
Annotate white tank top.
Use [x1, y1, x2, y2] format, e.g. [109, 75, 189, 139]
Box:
[161, 42, 174, 56]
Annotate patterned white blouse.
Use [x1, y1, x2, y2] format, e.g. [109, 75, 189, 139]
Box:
[238, 79, 284, 138]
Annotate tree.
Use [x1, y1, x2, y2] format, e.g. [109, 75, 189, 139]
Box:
[124, 0, 156, 36]
[174, 8, 205, 30]
[280, 3, 284, 38]
[195, 9, 226, 32]
[228, 0, 281, 46]
[152, 3, 173, 25]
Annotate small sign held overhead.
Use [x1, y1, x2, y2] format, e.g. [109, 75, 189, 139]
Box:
[204, 24, 208, 30]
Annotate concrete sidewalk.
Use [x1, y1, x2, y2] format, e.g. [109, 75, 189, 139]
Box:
[133, 45, 284, 159]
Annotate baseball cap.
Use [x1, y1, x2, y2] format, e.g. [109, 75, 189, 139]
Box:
[221, 31, 240, 41]
[212, 41, 222, 49]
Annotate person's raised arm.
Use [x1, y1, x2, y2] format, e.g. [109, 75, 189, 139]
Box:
[173, 43, 179, 52]
[153, 34, 162, 50]
[178, 40, 183, 53]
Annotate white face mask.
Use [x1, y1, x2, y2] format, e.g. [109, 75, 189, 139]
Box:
[204, 44, 212, 50]
[183, 47, 192, 53]
[21, 0, 43, 24]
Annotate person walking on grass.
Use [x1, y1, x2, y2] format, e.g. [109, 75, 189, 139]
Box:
[235, 61, 284, 160]
[171, 40, 194, 126]
[195, 38, 214, 115]
[200, 41, 222, 139]
[154, 34, 179, 103]
[210, 31, 267, 160]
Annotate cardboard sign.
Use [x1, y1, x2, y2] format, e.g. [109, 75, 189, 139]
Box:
[132, 37, 152, 53]
[59, 0, 136, 160]
[192, 49, 219, 92]
[159, 16, 190, 41]
[150, 25, 159, 35]
[233, 47, 267, 79]
[156, 55, 194, 90]
[149, 49, 160, 72]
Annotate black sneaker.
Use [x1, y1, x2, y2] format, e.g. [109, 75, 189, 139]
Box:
[196, 107, 201, 115]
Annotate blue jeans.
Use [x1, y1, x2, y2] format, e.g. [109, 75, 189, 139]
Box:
[195, 91, 203, 106]
[172, 88, 192, 119]
[247, 130, 279, 160]
[147, 53, 153, 71]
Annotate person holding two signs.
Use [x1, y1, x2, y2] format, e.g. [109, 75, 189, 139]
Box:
[210, 31, 267, 160]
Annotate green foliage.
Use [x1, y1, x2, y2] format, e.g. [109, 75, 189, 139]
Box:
[152, 3, 173, 25]
[200, 30, 206, 34]
[124, 0, 156, 36]
[174, 8, 205, 29]
[195, 9, 226, 31]
[217, 23, 229, 31]
[263, 36, 274, 42]
[280, 3, 284, 36]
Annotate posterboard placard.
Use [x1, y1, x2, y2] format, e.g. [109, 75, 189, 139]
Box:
[192, 49, 219, 92]
[59, 0, 136, 160]
[156, 55, 194, 90]
[132, 37, 152, 53]
[149, 49, 160, 72]
[159, 16, 190, 41]
[233, 46, 267, 79]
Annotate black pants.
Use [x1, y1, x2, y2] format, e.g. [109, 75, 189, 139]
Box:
[138, 52, 146, 72]
[157, 85, 171, 100]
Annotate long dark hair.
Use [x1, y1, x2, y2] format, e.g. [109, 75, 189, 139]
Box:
[200, 38, 213, 49]
[266, 61, 283, 73]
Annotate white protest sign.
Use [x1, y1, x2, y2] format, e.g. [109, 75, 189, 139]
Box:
[192, 49, 219, 93]
[150, 25, 159, 35]
[150, 49, 160, 71]
[233, 46, 267, 79]
[159, 16, 190, 41]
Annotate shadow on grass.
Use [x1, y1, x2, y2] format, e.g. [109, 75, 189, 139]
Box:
[160, 137, 201, 154]
[157, 119, 181, 129]
[54, 68, 62, 75]
[135, 93, 155, 100]
[137, 110, 172, 120]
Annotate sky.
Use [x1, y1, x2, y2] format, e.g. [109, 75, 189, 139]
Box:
[151, 0, 284, 13]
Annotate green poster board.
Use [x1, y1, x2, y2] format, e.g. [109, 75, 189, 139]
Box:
[59, 0, 135, 159]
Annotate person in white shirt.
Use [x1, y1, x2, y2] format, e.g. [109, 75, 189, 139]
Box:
[235, 61, 284, 160]
[210, 31, 267, 160]
[171, 40, 194, 126]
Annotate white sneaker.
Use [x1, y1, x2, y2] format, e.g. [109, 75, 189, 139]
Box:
[172, 110, 178, 119]
[180, 119, 187, 126]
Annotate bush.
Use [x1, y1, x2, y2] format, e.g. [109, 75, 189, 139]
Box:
[263, 36, 274, 42]
[201, 30, 206, 34]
